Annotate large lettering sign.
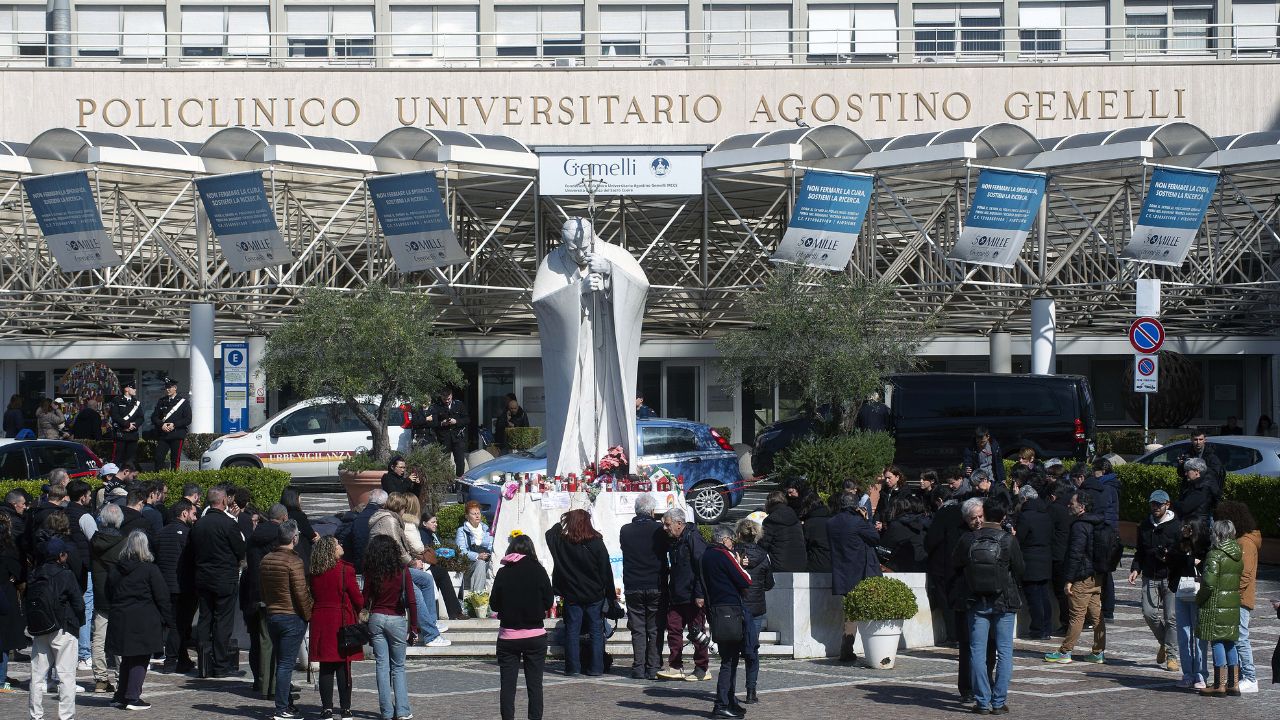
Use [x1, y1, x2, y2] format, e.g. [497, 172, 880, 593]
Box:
[367, 172, 467, 272]
[22, 171, 122, 272]
[1121, 167, 1219, 266]
[951, 169, 1046, 268]
[538, 152, 702, 196]
[195, 172, 294, 272]
[773, 170, 874, 271]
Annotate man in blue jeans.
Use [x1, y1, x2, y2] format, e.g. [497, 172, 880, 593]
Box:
[258, 521, 313, 720]
[953, 497, 1024, 715]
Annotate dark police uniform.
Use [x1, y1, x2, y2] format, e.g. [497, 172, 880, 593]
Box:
[151, 389, 193, 471]
[109, 390, 143, 467]
[430, 396, 470, 477]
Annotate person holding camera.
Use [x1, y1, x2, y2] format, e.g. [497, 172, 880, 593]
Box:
[1129, 490, 1183, 673]
[429, 389, 470, 479]
[828, 490, 881, 662]
[656, 508, 710, 682]
[493, 394, 530, 450]
[380, 456, 421, 496]
[701, 525, 752, 719]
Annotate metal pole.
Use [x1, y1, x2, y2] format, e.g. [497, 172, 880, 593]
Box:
[1144, 393, 1150, 446]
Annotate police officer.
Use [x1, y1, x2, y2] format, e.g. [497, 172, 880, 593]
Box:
[411, 400, 438, 449]
[151, 377, 192, 471]
[109, 381, 143, 468]
[430, 388, 469, 478]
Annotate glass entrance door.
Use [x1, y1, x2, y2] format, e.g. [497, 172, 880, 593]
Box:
[665, 365, 699, 421]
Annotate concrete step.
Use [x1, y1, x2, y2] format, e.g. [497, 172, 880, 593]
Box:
[430, 630, 781, 645]
[407, 643, 795, 658]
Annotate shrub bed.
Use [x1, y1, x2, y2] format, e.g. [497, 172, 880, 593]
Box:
[0, 467, 291, 510]
[775, 431, 895, 497]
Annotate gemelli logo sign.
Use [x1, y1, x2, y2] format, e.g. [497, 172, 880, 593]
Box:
[539, 153, 702, 197]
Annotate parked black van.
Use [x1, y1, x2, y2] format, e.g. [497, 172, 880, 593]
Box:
[750, 373, 1096, 478]
[886, 373, 1096, 475]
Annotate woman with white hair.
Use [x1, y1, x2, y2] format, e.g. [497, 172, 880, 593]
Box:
[1195, 519, 1244, 696]
[106, 529, 172, 710]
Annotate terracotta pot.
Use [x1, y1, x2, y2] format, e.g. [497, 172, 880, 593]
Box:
[341, 470, 384, 511]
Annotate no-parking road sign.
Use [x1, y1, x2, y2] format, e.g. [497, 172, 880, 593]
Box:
[1134, 353, 1159, 394]
[1129, 317, 1165, 354]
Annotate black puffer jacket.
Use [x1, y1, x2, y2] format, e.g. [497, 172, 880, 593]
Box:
[1131, 511, 1182, 581]
[1014, 498, 1054, 583]
[32, 529, 84, 590]
[90, 527, 125, 613]
[154, 519, 195, 595]
[665, 525, 708, 605]
[737, 541, 773, 617]
[106, 557, 172, 657]
[802, 505, 833, 572]
[760, 505, 807, 572]
[1065, 513, 1103, 582]
[879, 512, 929, 573]
[29, 559, 84, 636]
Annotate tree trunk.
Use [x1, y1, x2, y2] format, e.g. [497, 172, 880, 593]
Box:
[346, 396, 394, 463]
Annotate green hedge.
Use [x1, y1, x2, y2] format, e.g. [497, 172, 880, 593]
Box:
[775, 431, 896, 497]
[0, 467, 291, 510]
[1115, 464, 1280, 538]
[505, 427, 543, 450]
[436, 502, 468, 541]
[1097, 430, 1147, 457]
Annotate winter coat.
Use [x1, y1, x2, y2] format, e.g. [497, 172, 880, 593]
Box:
[925, 501, 966, 586]
[2, 407, 22, 438]
[1097, 473, 1121, 529]
[106, 557, 172, 657]
[1130, 511, 1182, 582]
[36, 409, 64, 439]
[879, 512, 929, 573]
[1065, 513, 1103, 583]
[120, 506, 155, 550]
[828, 509, 881, 596]
[240, 521, 282, 614]
[454, 521, 494, 563]
[1196, 539, 1243, 642]
[619, 515, 668, 593]
[491, 553, 555, 632]
[154, 519, 195, 595]
[149, 394, 192, 440]
[90, 527, 125, 612]
[737, 541, 773, 617]
[308, 560, 365, 662]
[0, 545, 25, 652]
[546, 525, 614, 605]
[802, 505, 833, 572]
[190, 509, 247, 594]
[369, 509, 412, 565]
[70, 406, 102, 440]
[1047, 497, 1073, 567]
[1014, 498, 1054, 583]
[1077, 476, 1117, 529]
[1177, 477, 1219, 526]
[259, 546, 313, 619]
[952, 524, 1025, 613]
[664, 524, 708, 605]
[873, 485, 905, 527]
[32, 529, 84, 592]
[287, 507, 316, 571]
[701, 545, 750, 608]
[1238, 530, 1261, 611]
[760, 504, 807, 572]
[349, 501, 381, 571]
[380, 471, 414, 496]
[29, 559, 83, 636]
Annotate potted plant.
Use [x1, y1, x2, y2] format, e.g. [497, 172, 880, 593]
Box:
[261, 283, 464, 509]
[465, 591, 491, 619]
[337, 451, 385, 510]
[843, 576, 919, 669]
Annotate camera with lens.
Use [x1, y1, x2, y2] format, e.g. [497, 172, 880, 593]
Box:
[686, 622, 711, 647]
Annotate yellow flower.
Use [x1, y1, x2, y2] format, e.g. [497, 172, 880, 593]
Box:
[509, 529, 524, 539]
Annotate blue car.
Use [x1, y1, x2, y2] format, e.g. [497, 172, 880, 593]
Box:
[459, 419, 742, 523]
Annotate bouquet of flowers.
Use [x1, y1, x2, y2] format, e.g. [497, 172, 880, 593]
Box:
[596, 446, 628, 475]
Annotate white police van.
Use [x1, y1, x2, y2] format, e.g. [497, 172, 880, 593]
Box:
[200, 396, 411, 483]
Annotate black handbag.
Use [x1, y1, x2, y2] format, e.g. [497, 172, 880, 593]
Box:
[337, 565, 371, 652]
[604, 595, 626, 621]
[707, 604, 745, 647]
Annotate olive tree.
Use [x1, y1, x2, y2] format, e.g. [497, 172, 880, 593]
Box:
[262, 283, 464, 463]
[717, 266, 926, 427]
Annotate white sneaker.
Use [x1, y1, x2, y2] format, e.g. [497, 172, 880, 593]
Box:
[77, 659, 91, 672]
[436, 624, 449, 633]
[1194, 679, 1207, 690]
[426, 636, 452, 648]
[1239, 679, 1259, 694]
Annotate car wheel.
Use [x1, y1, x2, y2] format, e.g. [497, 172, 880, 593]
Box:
[689, 482, 727, 524]
[225, 459, 257, 469]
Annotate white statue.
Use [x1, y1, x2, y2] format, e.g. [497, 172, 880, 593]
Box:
[533, 217, 649, 478]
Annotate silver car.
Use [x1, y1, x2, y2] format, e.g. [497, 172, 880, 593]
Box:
[1133, 435, 1280, 477]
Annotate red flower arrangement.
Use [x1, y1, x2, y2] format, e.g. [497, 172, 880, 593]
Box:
[595, 445, 628, 475]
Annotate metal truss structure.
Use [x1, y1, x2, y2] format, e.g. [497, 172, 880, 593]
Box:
[0, 121, 1275, 341]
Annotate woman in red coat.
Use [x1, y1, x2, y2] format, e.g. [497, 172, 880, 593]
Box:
[309, 535, 364, 720]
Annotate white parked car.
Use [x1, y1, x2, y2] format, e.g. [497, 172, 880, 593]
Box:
[1132, 435, 1280, 477]
[200, 397, 412, 484]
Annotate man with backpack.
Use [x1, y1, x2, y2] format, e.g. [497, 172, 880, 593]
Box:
[952, 497, 1024, 715]
[1045, 491, 1113, 664]
[27, 537, 85, 720]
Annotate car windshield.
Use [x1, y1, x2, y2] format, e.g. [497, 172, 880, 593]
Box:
[516, 442, 548, 459]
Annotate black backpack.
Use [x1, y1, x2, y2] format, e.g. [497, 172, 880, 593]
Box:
[965, 532, 1005, 595]
[1092, 522, 1123, 574]
[24, 567, 62, 637]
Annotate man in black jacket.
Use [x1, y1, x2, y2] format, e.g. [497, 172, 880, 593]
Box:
[1176, 432, 1224, 493]
[108, 382, 143, 468]
[150, 378, 192, 472]
[1128, 489, 1183, 672]
[1045, 479, 1075, 635]
[924, 486, 961, 643]
[70, 398, 103, 440]
[430, 389, 470, 478]
[190, 487, 247, 678]
[620, 494, 668, 680]
[1045, 491, 1106, 664]
[348, 489, 386, 573]
[243, 504, 286, 695]
[952, 498, 1024, 715]
[89, 504, 126, 693]
[27, 537, 85, 720]
[656, 508, 710, 682]
[157, 499, 198, 673]
[120, 486, 156, 552]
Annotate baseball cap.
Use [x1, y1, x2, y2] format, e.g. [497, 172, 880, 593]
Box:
[1149, 489, 1171, 504]
[1044, 458, 1064, 469]
[44, 537, 69, 557]
[53, 397, 65, 405]
[99, 462, 120, 477]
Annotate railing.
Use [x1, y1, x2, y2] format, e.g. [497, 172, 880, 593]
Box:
[14, 24, 1280, 68]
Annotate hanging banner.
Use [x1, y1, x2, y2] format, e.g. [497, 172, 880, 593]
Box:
[21, 171, 121, 272]
[1121, 167, 1219, 266]
[195, 172, 293, 272]
[366, 172, 467, 271]
[950, 169, 1046, 268]
[772, 170, 874, 271]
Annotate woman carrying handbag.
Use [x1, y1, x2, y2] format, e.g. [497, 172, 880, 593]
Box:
[308, 536, 364, 720]
[363, 535, 419, 720]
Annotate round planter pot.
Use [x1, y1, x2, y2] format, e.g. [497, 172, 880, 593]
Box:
[858, 619, 904, 669]
[341, 469, 385, 511]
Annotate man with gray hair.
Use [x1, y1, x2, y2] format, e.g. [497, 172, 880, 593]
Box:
[259, 519, 312, 720]
[89, 503, 126, 693]
[657, 508, 710, 681]
[620, 493, 667, 679]
[190, 486, 247, 678]
[1176, 456, 1217, 526]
